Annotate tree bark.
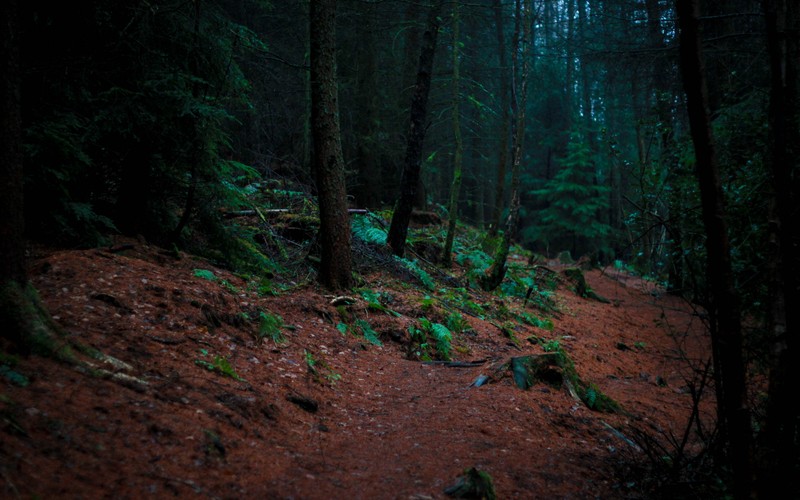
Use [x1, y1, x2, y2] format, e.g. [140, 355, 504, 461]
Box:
[760, 0, 800, 496]
[310, 0, 352, 290]
[387, 0, 443, 257]
[489, 0, 510, 237]
[675, 1, 754, 497]
[481, 0, 530, 291]
[0, 0, 24, 289]
[442, 0, 463, 267]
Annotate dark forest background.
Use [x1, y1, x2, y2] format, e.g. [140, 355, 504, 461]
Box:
[2, 0, 798, 497]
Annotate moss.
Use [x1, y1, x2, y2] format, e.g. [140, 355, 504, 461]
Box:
[0, 281, 75, 361]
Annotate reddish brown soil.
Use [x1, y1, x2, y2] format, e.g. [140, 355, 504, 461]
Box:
[1, 239, 713, 498]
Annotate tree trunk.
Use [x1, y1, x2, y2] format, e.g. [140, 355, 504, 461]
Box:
[481, 0, 530, 291]
[675, 1, 754, 497]
[310, 0, 352, 290]
[489, 0, 510, 237]
[0, 0, 71, 359]
[760, 0, 800, 496]
[441, 0, 463, 267]
[387, 0, 443, 257]
[1, 0, 24, 290]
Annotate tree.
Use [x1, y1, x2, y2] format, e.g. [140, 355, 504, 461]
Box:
[675, 0, 754, 497]
[310, 0, 353, 290]
[488, 0, 511, 237]
[480, 0, 530, 291]
[441, 0, 463, 267]
[760, 0, 800, 495]
[0, 0, 68, 358]
[527, 131, 611, 257]
[0, 0, 22, 282]
[387, 0, 444, 257]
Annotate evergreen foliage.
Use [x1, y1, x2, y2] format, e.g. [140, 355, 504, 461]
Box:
[526, 131, 611, 258]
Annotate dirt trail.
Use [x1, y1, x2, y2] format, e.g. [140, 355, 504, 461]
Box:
[1, 243, 712, 499]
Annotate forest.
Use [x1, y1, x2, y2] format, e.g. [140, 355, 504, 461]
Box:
[1, 0, 798, 498]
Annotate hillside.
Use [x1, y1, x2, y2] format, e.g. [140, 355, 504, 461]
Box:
[1, 237, 712, 498]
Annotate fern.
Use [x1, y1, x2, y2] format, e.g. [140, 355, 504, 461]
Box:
[258, 311, 285, 344]
[356, 319, 383, 346]
[394, 256, 435, 291]
[418, 318, 452, 360]
[429, 323, 453, 360]
[352, 215, 387, 245]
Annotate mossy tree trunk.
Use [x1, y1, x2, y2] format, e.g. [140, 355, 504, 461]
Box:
[488, 0, 510, 238]
[480, 0, 530, 292]
[441, 0, 463, 267]
[0, 1, 71, 359]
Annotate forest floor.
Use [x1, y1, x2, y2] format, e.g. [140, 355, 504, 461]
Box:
[1, 236, 715, 499]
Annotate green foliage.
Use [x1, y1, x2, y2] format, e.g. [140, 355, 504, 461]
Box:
[303, 349, 341, 385]
[195, 349, 244, 381]
[418, 318, 452, 361]
[445, 311, 470, 334]
[542, 339, 561, 352]
[355, 319, 383, 346]
[526, 131, 612, 256]
[358, 289, 400, 317]
[194, 269, 217, 281]
[393, 256, 435, 291]
[0, 364, 30, 387]
[352, 215, 387, 245]
[257, 311, 286, 344]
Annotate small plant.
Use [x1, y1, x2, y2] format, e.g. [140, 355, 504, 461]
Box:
[195, 349, 245, 381]
[407, 324, 431, 361]
[303, 349, 341, 385]
[419, 295, 436, 312]
[336, 322, 348, 335]
[517, 311, 554, 330]
[257, 311, 286, 344]
[542, 338, 561, 352]
[394, 256, 435, 291]
[193, 269, 217, 281]
[445, 311, 470, 334]
[358, 289, 400, 317]
[419, 318, 452, 360]
[355, 319, 383, 346]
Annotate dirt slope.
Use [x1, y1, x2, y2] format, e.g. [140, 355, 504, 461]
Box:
[1, 240, 712, 499]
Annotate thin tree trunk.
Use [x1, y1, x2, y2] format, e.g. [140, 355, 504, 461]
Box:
[675, 1, 754, 497]
[442, 0, 462, 267]
[310, 0, 352, 290]
[489, 0, 510, 237]
[481, 0, 530, 291]
[760, 0, 800, 496]
[1, 0, 24, 289]
[387, 0, 443, 257]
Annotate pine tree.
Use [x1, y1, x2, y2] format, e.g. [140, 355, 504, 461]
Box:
[528, 131, 610, 257]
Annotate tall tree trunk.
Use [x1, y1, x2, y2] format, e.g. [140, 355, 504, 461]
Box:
[489, 0, 510, 237]
[1, 0, 24, 290]
[0, 0, 69, 358]
[760, 0, 800, 496]
[387, 0, 443, 257]
[481, 0, 530, 291]
[310, 0, 352, 290]
[675, 1, 754, 497]
[442, 0, 463, 267]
